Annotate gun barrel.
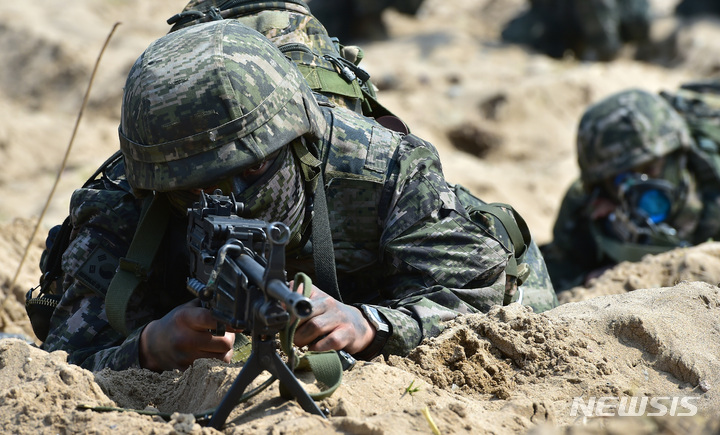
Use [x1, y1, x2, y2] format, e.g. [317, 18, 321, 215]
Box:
[235, 254, 313, 319]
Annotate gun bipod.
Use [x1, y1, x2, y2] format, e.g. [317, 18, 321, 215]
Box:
[209, 329, 325, 429]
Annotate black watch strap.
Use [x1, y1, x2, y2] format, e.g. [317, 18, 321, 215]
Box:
[352, 305, 391, 361]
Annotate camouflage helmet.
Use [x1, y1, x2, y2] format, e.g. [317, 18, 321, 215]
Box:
[166, 0, 370, 115]
[119, 19, 324, 192]
[577, 88, 693, 186]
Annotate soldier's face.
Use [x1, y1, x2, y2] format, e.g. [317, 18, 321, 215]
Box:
[194, 150, 282, 197]
[166, 151, 283, 215]
[602, 156, 668, 201]
[630, 157, 666, 179]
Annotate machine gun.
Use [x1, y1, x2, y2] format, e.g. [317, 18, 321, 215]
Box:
[185, 190, 325, 428]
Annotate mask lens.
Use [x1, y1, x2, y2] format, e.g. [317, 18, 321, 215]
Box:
[637, 189, 671, 223]
[614, 172, 675, 224]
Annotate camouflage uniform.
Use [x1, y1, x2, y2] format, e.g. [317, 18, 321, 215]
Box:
[541, 89, 720, 291]
[167, 0, 366, 114]
[501, 0, 650, 61]
[42, 20, 556, 371]
[167, 0, 399, 124]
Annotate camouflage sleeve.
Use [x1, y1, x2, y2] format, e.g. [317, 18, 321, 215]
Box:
[41, 185, 147, 371]
[375, 135, 509, 357]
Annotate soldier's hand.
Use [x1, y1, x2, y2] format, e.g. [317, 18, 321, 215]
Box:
[290, 282, 375, 354]
[139, 299, 236, 372]
[590, 197, 617, 219]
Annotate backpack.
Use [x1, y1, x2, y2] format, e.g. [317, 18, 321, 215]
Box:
[25, 151, 127, 341]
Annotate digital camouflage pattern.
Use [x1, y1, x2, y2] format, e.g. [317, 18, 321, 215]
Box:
[168, 0, 370, 114]
[541, 88, 720, 291]
[41, 19, 557, 371]
[515, 241, 558, 312]
[576, 89, 693, 187]
[501, 0, 650, 61]
[42, 158, 155, 370]
[661, 81, 720, 191]
[119, 21, 324, 192]
[232, 145, 309, 248]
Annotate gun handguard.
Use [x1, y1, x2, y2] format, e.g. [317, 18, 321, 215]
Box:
[233, 253, 313, 319]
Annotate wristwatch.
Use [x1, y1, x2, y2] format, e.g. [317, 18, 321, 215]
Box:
[353, 305, 391, 361]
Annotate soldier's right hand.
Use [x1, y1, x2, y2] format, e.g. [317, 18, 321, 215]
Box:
[139, 299, 236, 372]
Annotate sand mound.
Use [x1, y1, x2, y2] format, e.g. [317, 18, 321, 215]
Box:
[3, 0, 720, 433]
[1, 279, 719, 433]
[560, 242, 720, 303]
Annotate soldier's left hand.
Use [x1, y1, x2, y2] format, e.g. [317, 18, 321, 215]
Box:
[290, 281, 375, 354]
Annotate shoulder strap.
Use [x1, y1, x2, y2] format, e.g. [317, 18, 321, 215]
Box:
[311, 171, 342, 302]
[106, 194, 170, 336]
[467, 202, 532, 305]
[472, 203, 531, 261]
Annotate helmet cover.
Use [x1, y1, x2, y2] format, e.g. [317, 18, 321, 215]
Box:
[577, 88, 692, 186]
[119, 19, 324, 191]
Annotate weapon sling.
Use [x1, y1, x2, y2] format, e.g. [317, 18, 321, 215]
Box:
[106, 193, 170, 336]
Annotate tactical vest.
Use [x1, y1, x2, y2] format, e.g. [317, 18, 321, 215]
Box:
[305, 105, 533, 305]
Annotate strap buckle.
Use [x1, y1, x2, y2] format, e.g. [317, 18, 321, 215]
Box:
[117, 257, 149, 280]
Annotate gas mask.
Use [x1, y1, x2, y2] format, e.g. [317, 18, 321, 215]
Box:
[615, 173, 677, 224]
[604, 169, 688, 246]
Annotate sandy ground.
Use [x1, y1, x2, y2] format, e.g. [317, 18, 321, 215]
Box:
[2, 0, 720, 433]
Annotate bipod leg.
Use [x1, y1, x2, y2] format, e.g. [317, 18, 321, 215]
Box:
[261, 341, 326, 418]
[209, 347, 264, 429]
[208, 335, 325, 429]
